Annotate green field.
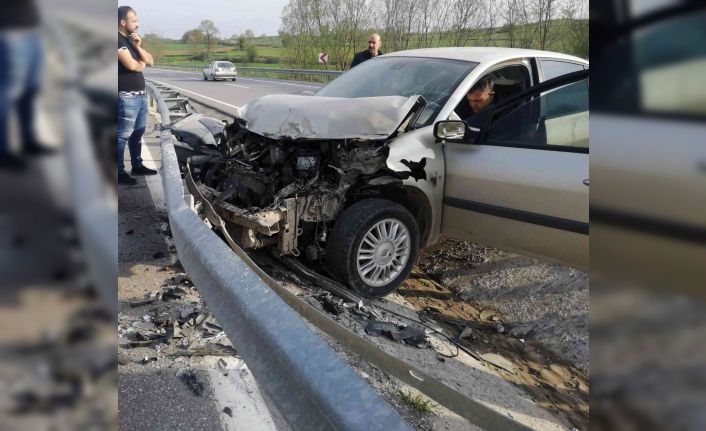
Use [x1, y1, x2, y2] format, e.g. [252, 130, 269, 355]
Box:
[149, 19, 586, 70]
[152, 42, 290, 67]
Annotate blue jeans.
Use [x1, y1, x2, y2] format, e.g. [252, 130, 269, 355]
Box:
[0, 30, 43, 154]
[117, 93, 147, 175]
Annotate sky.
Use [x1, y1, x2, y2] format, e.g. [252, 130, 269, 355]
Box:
[117, 0, 290, 39]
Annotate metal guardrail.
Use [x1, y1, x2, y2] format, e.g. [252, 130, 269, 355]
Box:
[154, 63, 343, 83]
[148, 80, 529, 431]
[46, 19, 118, 316]
[146, 83, 413, 431]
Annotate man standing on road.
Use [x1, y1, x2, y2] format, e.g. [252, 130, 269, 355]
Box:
[0, 0, 54, 170]
[350, 34, 383, 69]
[118, 5, 157, 185]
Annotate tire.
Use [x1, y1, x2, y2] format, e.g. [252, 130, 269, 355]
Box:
[203, 74, 207, 81]
[327, 198, 419, 298]
[232, 78, 236, 81]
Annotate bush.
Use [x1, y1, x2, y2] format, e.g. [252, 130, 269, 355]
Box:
[246, 45, 258, 63]
[191, 52, 208, 61]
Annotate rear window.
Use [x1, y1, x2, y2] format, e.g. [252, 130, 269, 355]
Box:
[217, 62, 234, 68]
[540, 60, 585, 80]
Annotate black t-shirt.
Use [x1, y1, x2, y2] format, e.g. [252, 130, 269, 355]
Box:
[118, 33, 145, 92]
[0, 0, 39, 29]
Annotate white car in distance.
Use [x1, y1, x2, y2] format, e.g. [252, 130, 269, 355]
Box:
[203, 61, 237, 81]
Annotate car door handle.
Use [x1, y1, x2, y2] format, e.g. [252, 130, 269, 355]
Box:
[583, 179, 590, 186]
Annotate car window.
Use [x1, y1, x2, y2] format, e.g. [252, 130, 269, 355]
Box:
[482, 78, 589, 151]
[540, 60, 585, 80]
[218, 62, 234, 68]
[454, 64, 531, 121]
[316, 57, 477, 128]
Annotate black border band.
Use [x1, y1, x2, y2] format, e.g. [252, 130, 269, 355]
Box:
[444, 197, 589, 235]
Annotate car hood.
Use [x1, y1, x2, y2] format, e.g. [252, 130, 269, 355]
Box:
[237, 94, 426, 140]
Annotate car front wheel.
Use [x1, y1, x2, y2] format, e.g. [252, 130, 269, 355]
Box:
[326, 198, 419, 298]
[203, 74, 208, 81]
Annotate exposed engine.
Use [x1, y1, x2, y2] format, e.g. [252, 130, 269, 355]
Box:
[193, 119, 399, 259]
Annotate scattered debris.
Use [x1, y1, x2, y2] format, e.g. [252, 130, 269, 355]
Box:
[118, 353, 131, 366]
[132, 321, 156, 331]
[126, 229, 135, 235]
[153, 251, 166, 260]
[179, 370, 204, 397]
[124, 326, 174, 348]
[161, 286, 187, 301]
[479, 353, 516, 374]
[365, 321, 428, 347]
[222, 407, 233, 417]
[128, 286, 188, 307]
[479, 309, 497, 321]
[459, 327, 474, 339]
[172, 273, 191, 285]
[317, 293, 345, 316]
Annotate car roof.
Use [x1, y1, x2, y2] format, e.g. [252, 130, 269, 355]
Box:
[382, 47, 588, 65]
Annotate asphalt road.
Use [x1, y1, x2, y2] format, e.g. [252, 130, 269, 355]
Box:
[144, 68, 325, 115]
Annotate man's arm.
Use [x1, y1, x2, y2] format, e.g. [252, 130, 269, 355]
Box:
[118, 47, 146, 72]
[129, 33, 154, 66]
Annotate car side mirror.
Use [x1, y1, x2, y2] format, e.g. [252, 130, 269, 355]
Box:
[433, 120, 479, 144]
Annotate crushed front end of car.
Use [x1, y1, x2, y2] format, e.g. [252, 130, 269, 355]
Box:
[187, 94, 427, 296]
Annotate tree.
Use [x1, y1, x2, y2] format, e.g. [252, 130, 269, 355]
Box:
[535, 0, 558, 50]
[181, 29, 204, 44]
[238, 36, 246, 50]
[244, 29, 255, 38]
[142, 33, 166, 63]
[198, 20, 220, 60]
[500, 0, 521, 47]
[560, 0, 588, 58]
[246, 44, 258, 63]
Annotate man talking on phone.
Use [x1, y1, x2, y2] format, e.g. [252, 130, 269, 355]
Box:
[117, 6, 156, 185]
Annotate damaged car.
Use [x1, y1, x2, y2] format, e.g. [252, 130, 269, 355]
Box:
[188, 48, 589, 298]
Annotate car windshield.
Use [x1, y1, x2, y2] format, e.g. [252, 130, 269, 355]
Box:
[316, 57, 477, 128]
[218, 62, 234, 68]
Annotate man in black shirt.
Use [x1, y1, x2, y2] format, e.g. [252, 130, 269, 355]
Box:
[0, 0, 54, 169]
[350, 34, 383, 69]
[117, 5, 156, 185]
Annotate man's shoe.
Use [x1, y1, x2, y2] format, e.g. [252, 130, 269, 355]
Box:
[118, 173, 138, 185]
[131, 165, 158, 176]
[0, 153, 27, 171]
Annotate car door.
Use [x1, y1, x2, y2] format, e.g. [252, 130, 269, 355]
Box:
[440, 71, 589, 269]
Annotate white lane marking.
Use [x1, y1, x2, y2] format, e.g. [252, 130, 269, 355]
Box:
[149, 79, 242, 110]
[207, 358, 279, 431]
[238, 77, 323, 89]
[225, 83, 250, 89]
